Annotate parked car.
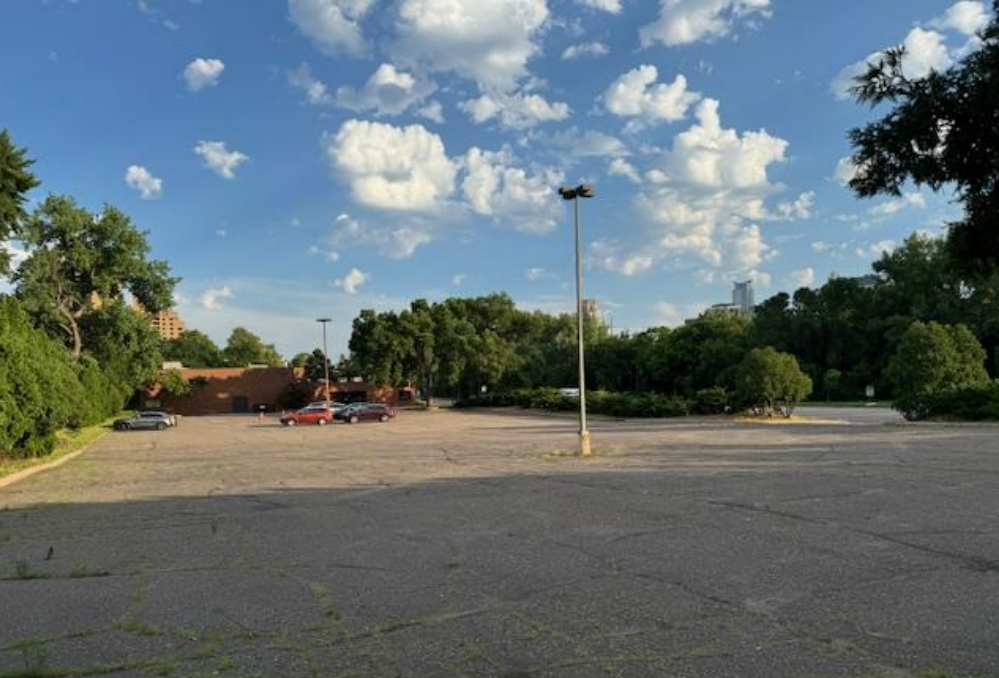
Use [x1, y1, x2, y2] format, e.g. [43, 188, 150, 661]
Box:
[308, 401, 348, 414]
[280, 403, 333, 426]
[334, 403, 396, 424]
[113, 411, 176, 431]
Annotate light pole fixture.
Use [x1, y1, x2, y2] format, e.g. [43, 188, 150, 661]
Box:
[316, 318, 332, 411]
[558, 183, 595, 456]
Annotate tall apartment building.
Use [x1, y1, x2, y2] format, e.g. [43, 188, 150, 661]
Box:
[130, 299, 186, 340]
[732, 280, 755, 313]
[150, 308, 185, 340]
[582, 298, 602, 326]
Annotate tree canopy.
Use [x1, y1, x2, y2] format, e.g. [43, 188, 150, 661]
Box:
[223, 327, 284, 367]
[14, 195, 176, 359]
[848, 1, 999, 271]
[0, 129, 39, 277]
[162, 330, 225, 368]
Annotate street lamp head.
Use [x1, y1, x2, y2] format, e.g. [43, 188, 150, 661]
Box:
[316, 318, 332, 323]
[558, 184, 596, 200]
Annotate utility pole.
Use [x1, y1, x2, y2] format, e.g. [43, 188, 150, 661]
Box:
[316, 318, 332, 411]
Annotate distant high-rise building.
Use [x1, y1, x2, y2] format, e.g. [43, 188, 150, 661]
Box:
[131, 299, 185, 340]
[150, 309, 185, 340]
[582, 298, 602, 325]
[732, 280, 755, 312]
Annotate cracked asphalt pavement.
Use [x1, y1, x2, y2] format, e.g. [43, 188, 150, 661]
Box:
[1, 408, 998, 677]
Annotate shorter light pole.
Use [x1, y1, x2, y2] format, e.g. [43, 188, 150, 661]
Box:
[558, 184, 595, 456]
[316, 318, 332, 411]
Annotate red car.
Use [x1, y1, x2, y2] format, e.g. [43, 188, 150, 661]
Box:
[280, 403, 333, 426]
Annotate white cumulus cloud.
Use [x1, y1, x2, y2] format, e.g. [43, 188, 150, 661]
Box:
[288, 0, 374, 57]
[786, 267, 815, 289]
[856, 240, 897, 259]
[336, 63, 436, 116]
[775, 191, 814, 220]
[867, 192, 926, 218]
[830, 2, 989, 100]
[460, 91, 570, 129]
[604, 65, 701, 129]
[462, 146, 563, 234]
[288, 62, 334, 105]
[324, 119, 457, 211]
[335, 267, 368, 294]
[183, 57, 225, 92]
[931, 1, 990, 36]
[124, 165, 163, 199]
[576, 0, 622, 12]
[393, 0, 549, 92]
[608, 158, 640, 183]
[199, 285, 233, 311]
[593, 97, 789, 278]
[834, 156, 858, 186]
[640, 0, 772, 48]
[194, 141, 249, 179]
[330, 213, 437, 259]
[562, 41, 609, 60]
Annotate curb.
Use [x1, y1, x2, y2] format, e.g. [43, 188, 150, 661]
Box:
[0, 447, 91, 491]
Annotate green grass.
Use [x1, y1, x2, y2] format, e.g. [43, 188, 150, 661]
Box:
[5, 561, 50, 581]
[0, 415, 123, 481]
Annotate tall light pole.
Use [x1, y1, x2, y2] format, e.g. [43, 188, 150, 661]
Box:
[316, 318, 332, 411]
[559, 184, 595, 457]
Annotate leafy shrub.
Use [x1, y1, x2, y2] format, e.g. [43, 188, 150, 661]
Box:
[0, 297, 84, 458]
[692, 387, 729, 414]
[921, 381, 999, 421]
[887, 321, 990, 421]
[734, 347, 812, 418]
[456, 388, 689, 418]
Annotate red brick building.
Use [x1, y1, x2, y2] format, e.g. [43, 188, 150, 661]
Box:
[143, 367, 414, 415]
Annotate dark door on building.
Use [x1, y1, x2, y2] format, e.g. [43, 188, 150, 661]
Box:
[231, 396, 249, 413]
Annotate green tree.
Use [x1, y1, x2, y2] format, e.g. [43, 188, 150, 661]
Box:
[160, 369, 192, 397]
[304, 348, 331, 382]
[734, 347, 813, 418]
[400, 299, 438, 405]
[822, 368, 844, 402]
[80, 300, 163, 406]
[349, 309, 407, 385]
[14, 196, 176, 359]
[887, 321, 990, 420]
[848, 3, 999, 271]
[290, 352, 311, 368]
[223, 327, 284, 367]
[666, 312, 751, 395]
[0, 130, 39, 277]
[162, 330, 225, 368]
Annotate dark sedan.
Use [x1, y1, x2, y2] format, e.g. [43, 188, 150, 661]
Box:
[334, 403, 396, 424]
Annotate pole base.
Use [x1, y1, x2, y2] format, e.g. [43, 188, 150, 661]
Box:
[579, 430, 592, 457]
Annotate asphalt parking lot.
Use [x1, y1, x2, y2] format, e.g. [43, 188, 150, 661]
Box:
[1, 408, 998, 678]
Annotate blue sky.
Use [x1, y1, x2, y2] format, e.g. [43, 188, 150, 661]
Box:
[1, 0, 988, 357]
